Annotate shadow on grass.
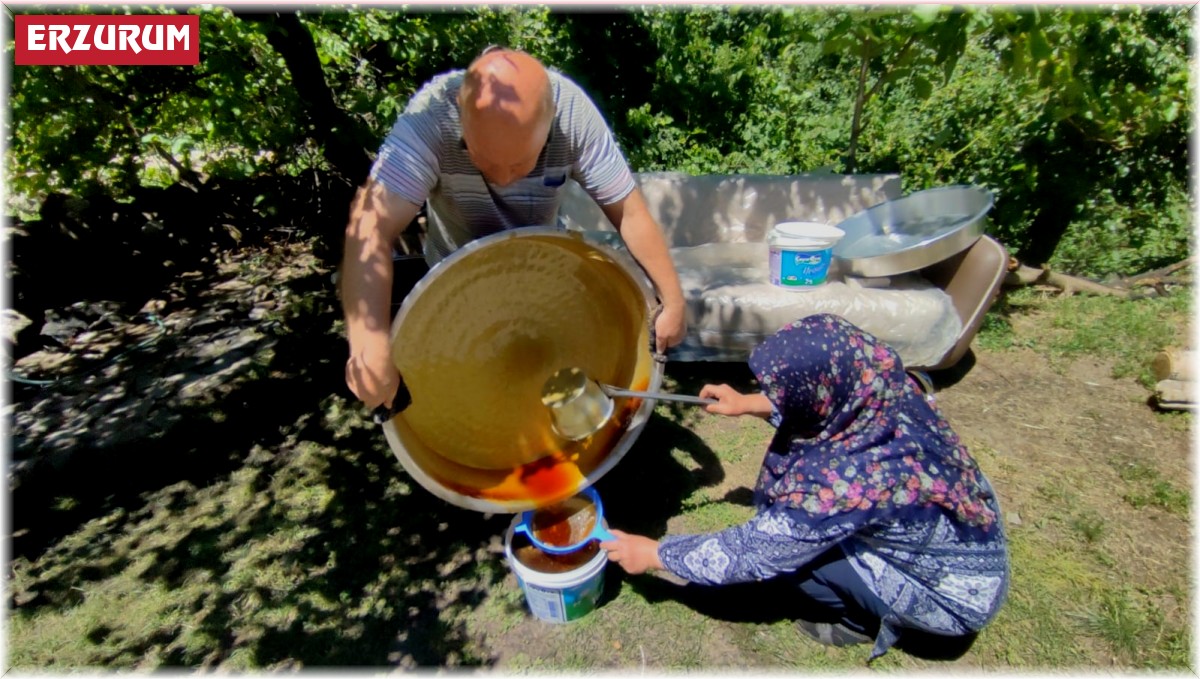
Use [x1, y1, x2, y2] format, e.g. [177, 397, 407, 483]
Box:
[661, 361, 759, 403]
[621, 573, 812, 624]
[616, 572, 977, 662]
[8, 269, 346, 562]
[926, 348, 977, 392]
[6, 260, 759, 669]
[593, 409, 725, 539]
[7, 264, 511, 668]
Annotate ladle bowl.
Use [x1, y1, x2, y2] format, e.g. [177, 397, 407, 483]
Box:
[542, 367, 718, 441]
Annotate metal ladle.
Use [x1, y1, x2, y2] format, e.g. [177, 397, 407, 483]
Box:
[541, 367, 717, 441]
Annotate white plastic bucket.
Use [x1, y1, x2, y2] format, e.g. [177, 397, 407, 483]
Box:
[768, 221, 845, 290]
[504, 516, 607, 623]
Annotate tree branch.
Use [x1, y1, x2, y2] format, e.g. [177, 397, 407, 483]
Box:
[852, 32, 918, 151]
[237, 11, 372, 186]
[845, 38, 871, 174]
[1004, 259, 1131, 298]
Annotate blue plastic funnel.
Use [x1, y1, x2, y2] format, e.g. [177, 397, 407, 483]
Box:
[513, 486, 616, 555]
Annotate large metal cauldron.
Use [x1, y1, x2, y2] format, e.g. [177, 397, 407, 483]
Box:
[380, 228, 664, 513]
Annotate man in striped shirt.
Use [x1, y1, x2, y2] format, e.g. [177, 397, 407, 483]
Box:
[341, 48, 686, 410]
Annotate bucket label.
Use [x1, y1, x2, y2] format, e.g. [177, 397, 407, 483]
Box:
[517, 574, 604, 623]
[770, 247, 832, 287]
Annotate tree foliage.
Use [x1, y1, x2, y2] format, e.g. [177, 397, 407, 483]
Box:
[5, 5, 1192, 278]
[8, 7, 306, 199]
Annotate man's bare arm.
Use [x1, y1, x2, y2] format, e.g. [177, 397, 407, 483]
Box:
[600, 187, 687, 353]
[341, 178, 423, 408]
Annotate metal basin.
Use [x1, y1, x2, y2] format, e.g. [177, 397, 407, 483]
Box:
[833, 186, 994, 277]
[380, 227, 663, 513]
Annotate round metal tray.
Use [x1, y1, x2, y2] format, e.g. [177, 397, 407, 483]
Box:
[832, 186, 994, 277]
[380, 227, 663, 513]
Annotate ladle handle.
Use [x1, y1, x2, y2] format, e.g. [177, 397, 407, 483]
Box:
[601, 386, 718, 406]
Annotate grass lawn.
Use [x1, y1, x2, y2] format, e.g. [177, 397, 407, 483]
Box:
[5, 241, 1193, 670]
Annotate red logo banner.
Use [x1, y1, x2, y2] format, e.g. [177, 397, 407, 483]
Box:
[14, 14, 200, 66]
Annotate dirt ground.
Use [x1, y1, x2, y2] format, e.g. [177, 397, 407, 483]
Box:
[933, 345, 1192, 605]
[5, 238, 1192, 670]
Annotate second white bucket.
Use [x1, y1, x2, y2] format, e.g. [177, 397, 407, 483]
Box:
[768, 221, 845, 290]
[504, 517, 608, 623]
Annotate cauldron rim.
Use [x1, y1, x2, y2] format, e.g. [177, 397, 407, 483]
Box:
[381, 227, 664, 513]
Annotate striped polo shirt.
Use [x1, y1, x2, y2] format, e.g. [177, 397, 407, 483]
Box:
[369, 68, 637, 265]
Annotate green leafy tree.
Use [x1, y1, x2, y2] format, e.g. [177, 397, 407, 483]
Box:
[984, 6, 1191, 271]
[4, 5, 1190, 279]
[7, 6, 310, 205]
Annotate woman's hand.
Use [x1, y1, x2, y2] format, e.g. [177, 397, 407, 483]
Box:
[700, 383, 751, 416]
[699, 384, 776, 420]
[600, 529, 663, 575]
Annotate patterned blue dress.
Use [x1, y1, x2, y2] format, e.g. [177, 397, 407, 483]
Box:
[657, 314, 1009, 659]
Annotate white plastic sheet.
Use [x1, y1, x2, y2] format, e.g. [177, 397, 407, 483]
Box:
[669, 242, 961, 368]
[559, 172, 903, 246]
[560, 172, 964, 368]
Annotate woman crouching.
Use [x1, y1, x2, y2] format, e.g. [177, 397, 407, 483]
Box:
[601, 313, 1009, 660]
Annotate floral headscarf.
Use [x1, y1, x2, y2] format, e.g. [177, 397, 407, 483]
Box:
[748, 314, 997, 529]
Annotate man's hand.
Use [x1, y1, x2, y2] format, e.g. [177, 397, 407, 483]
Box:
[655, 301, 687, 354]
[600, 529, 663, 575]
[345, 341, 400, 410]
